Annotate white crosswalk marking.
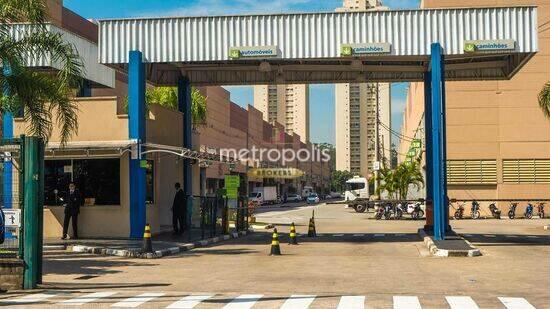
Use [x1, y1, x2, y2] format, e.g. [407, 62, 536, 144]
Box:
[394, 234, 405, 237]
[393, 296, 422, 309]
[498, 297, 536, 309]
[166, 295, 214, 308]
[446, 296, 479, 309]
[60, 291, 118, 306]
[4, 293, 57, 303]
[111, 292, 165, 307]
[483, 234, 496, 238]
[353, 234, 365, 237]
[222, 294, 263, 309]
[337, 296, 365, 309]
[374, 234, 385, 237]
[333, 234, 344, 237]
[280, 295, 316, 309]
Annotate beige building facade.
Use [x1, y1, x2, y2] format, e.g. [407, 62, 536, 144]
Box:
[335, 0, 392, 177]
[253, 84, 310, 142]
[399, 0, 550, 208]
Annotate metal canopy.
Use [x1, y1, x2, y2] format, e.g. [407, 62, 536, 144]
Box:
[98, 6, 537, 85]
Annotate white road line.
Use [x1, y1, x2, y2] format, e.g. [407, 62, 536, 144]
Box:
[394, 234, 405, 237]
[353, 234, 365, 237]
[280, 295, 316, 309]
[393, 296, 422, 309]
[60, 292, 118, 306]
[446, 296, 479, 309]
[506, 235, 518, 238]
[166, 295, 214, 309]
[374, 234, 385, 237]
[527, 235, 539, 238]
[337, 296, 365, 309]
[4, 293, 57, 303]
[498, 297, 536, 309]
[111, 292, 165, 308]
[483, 235, 496, 238]
[222, 294, 263, 309]
[333, 234, 344, 237]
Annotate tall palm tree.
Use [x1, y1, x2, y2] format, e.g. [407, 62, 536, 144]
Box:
[539, 82, 550, 119]
[395, 160, 424, 200]
[1, 0, 83, 143]
[144, 86, 208, 129]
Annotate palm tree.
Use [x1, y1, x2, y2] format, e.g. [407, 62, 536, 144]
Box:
[1, 0, 84, 143]
[539, 82, 550, 119]
[376, 160, 424, 200]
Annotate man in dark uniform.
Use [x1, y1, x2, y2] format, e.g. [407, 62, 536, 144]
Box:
[62, 182, 82, 240]
[172, 182, 186, 235]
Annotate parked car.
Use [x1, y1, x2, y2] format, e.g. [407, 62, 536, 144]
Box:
[286, 194, 302, 203]
[307, 193, 320, 204]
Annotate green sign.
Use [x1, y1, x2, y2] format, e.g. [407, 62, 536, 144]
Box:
[140, 160, 149, 168]
[229, 49, 241, 59]
[411, 139, 422, 149]
[464, 43, 476, 53]
[225, 175, 240, 189]
[341, 45, 353, 56]
[226, 188, 238, 199]
[407, 149, 417, 158]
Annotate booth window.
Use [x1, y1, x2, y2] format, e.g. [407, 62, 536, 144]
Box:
[44, 158, 121, 206]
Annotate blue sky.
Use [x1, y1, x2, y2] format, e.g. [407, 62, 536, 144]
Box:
[65, 0, 420, 145]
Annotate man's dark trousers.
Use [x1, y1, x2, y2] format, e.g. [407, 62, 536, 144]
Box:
[62, 211, 78, 238]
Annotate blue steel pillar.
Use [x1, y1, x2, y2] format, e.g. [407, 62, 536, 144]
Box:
[178, 76, 193, 232]
[2, 65, 13, 239]
[423, 70, 433, 231]
[429, 43, 448, 240]
[128, 51, 147, 238]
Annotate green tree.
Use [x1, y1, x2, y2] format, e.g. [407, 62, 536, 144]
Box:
[331, 170, 354, 192]
[376, 160, 424, 200]
[538, 82, 550, 118]
[128, 86, 208, 129]
[1, 0, 83, 143]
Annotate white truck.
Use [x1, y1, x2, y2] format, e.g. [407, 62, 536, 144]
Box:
[249, 186, 278, 205]
[344, 177, 372, 213]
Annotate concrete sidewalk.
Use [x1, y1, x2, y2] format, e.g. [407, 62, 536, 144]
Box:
[44, 228, 251, 259]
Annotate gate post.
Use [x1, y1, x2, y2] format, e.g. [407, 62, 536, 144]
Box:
[23, 136, 44, 289]
[128, 50, 147, 238]
[423, 69, 433, 231]
[429, 43, 448, 240]
[2, 65, 14, 239]
[178, 76, 193, 234]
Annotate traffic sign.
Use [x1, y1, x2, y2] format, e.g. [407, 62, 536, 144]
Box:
[3, 209, 21, 228]
[224, 175, 240, 189]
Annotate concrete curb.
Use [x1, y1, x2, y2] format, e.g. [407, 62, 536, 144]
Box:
[250, 223, 275, 230]
[418, 229, 481, 257]
[68, 230, 251, 259]
[43, 245, 67, 251]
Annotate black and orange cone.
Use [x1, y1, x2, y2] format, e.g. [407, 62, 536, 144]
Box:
[307, 218, 316, 237]
[270, 228, 281, 255]
[142, 223, 153, 253]
[289, 222, 298, 245]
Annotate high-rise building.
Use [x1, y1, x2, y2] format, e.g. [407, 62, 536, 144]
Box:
[335, 0, 391, 177]
[253, 84, 310, 142]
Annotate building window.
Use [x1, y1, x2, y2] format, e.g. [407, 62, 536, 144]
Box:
[502, 159, 550, 184]
[446, 160, 497, 185]
[44, 158, 121, 206]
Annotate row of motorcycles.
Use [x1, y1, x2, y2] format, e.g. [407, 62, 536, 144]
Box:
[375, 202, 425, 220]
[453, 201, 545, 220]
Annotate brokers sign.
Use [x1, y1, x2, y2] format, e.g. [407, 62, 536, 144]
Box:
[464, 40, 515, 53]
[229, 45, 278, 59]
[248, 168, 305, 179]
[341, 43, 391, 56]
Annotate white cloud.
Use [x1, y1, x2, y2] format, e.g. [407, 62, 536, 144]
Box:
[392, 97, 407, 116]
[141, 0, 328, 17]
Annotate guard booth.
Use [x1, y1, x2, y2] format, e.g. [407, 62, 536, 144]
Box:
[97, 5, 538, 242]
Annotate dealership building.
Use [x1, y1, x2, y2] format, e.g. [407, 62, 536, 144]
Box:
[6, 0, 330, 239]
[400, 0, 550, 210]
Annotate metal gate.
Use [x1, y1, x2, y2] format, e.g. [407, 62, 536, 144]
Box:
[0, 138, 24, 259]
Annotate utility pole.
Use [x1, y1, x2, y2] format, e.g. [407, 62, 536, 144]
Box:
[375, 83, 381, 195]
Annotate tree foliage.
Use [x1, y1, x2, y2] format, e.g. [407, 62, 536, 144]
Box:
[539, 82, 550, 119]
[331, 170, 355, 192]
[137, 86, 208, 129]
[1, 0, 83, 143]
[376, 160, 424, 200]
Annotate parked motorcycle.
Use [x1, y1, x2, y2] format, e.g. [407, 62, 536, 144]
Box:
[471, 200, 481, 219]
[454, 202, 465, 220]
[411, 203, 425, 220]
[508, 202, 518, 219]
[537, 202, 545, 219]
[383, 203, 394, 220]
[524, 202, 534, 219]
[375, 205, 385, 220]
[488, 203, 501, 219]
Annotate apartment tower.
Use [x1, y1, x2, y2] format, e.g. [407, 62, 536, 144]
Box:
[335, 1, 391, 177]
[253, 85, 310, 142]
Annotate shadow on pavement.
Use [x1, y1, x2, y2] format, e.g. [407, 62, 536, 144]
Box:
[43, 257, 158, 276]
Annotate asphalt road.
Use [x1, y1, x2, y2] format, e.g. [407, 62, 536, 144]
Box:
[1, 202, 549, 308]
